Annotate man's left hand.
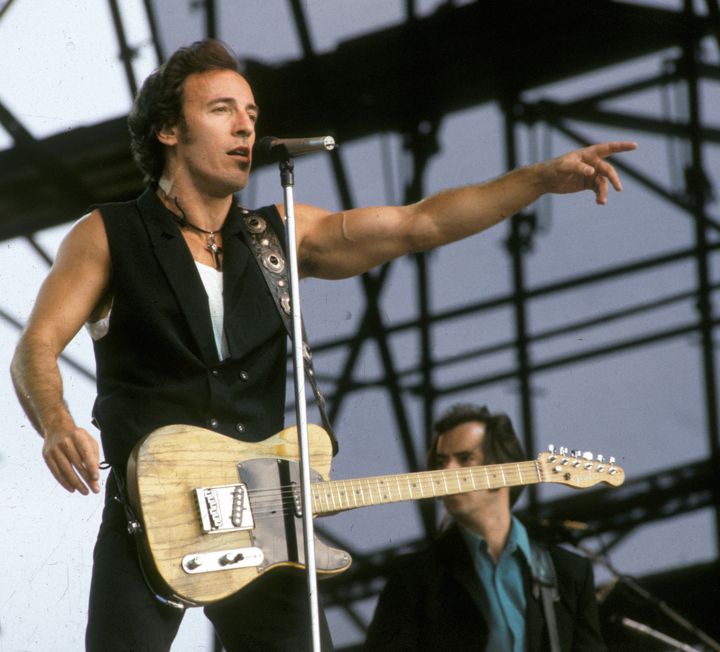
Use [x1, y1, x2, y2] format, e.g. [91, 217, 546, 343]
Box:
[539, 141, 638, 205]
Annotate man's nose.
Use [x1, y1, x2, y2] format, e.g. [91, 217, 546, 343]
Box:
[233, 113, 254, 137]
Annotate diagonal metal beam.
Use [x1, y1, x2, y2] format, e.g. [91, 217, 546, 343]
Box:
[533, 99, 720, 143]
[142, 0, 165, 63]
[0, 0, 17, 21]
[107, 0, 138, 98]
[26, 235, 53, 266]
[0, 98, 98, 207]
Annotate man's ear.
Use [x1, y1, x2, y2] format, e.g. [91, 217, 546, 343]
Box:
[156, 123, 178, 146]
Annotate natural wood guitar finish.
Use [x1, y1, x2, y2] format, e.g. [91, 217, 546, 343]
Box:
[127, 424, 624, 606]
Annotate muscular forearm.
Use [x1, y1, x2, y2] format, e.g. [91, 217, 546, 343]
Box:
[11, 333, 75, 437]
[12, 332, 100, 495]
[407, 163, 545, 252]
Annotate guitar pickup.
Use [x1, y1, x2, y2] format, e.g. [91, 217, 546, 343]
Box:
[195, 483, 254, 533]
[182, 547, 264, 574]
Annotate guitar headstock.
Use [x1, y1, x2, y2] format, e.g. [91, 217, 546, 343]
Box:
[537, 446, 625, 488]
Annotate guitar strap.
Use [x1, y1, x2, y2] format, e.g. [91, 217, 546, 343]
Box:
[530, 541, 561, 652]
[240, 207, 337, 453]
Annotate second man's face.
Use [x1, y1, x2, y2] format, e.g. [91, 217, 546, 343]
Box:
[435, 421, 508, 524]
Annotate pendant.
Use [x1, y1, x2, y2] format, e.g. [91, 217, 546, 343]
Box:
[207, 233, 223, 271]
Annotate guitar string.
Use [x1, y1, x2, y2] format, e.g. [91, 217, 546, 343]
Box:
[227, 460, 614, 518]
[242, 463, 542, 501]
[242, 460, 541, 502]
[243, 463, 543, 517]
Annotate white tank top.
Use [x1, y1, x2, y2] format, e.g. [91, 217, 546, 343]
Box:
[86, 261, 229, 361]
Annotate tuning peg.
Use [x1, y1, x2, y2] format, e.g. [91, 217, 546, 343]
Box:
[548, 444, 555, 453]
[571, 449, 581, 458]
[559, 446, 569, 456]
[596, 454, 605, 463]
[582, 451, 593, 461]
[608, 455, 618, 475]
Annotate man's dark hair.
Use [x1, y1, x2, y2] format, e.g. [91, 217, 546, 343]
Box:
[428, 403, 526, 506]
[127, 39, 241, 183]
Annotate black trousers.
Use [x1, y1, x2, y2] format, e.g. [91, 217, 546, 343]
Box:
[86, 476, 333, 651]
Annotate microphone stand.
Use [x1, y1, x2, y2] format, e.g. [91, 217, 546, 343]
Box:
[578, 542, 720, 652]
[617, 616, 701, 652]
[276, 154, 322, 651]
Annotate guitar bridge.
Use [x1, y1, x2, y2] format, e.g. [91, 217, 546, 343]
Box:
[195, 483, 254, 533]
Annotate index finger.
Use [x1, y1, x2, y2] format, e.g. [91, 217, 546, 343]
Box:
[591, 141, 638, 158]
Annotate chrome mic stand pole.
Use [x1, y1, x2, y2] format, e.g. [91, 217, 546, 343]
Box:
[277, 154, 322, 651]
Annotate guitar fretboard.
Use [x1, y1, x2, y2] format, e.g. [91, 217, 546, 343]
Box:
[311, 460, 542, 515]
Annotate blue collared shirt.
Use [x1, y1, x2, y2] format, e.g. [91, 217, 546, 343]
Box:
[460, 516, 532, 652]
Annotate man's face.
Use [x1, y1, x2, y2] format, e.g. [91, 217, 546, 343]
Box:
[434, 421, 509, 525]
[164, 68, 258, 196]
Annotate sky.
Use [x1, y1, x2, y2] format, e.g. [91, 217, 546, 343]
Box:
[0, 0, 719, 650]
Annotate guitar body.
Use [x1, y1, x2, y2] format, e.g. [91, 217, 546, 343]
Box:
[126, 423, 350, 606]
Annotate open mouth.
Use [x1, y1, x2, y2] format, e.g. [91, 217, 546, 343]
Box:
[227, 146, 250, 161]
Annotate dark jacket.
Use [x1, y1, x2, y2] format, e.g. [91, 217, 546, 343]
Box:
[365, 524, 606, 651]
[92, 188, 288, 465]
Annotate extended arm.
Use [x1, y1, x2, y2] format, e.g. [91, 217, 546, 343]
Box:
[296, 141, 637, 279]
[11, 210, 111, 495]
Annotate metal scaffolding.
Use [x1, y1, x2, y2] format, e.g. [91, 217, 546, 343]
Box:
[0, 0, 718, 649]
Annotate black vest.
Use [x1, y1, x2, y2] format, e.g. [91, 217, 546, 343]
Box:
[92, 187, 287, 465]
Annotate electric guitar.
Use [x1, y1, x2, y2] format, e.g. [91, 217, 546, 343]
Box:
[126, 423, 624, 606]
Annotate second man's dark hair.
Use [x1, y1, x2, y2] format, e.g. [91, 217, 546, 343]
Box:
[428, 403, 526, 506]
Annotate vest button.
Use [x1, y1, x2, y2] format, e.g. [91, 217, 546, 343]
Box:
[211, 369, 219, 377]
[235, 423, 245, 433]
[239, 371, 249, 381]
[209, 418, 219, 429]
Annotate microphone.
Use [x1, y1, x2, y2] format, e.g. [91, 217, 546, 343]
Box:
[256, 135, 337, 159]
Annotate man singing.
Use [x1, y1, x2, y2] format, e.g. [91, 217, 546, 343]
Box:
[11, 39, 634, 651]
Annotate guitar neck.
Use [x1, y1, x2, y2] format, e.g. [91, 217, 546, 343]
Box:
[311, 460, 541, 515]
